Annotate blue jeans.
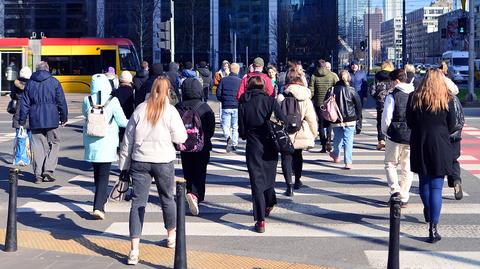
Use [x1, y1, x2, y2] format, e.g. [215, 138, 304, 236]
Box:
[419, 175, 445, 224]
[221, 108, 238, 146]
[332, 125, 355, 164]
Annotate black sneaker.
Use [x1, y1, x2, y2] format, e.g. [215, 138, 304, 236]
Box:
[226, 137, 232, 153]
[231, 146, 237, 152]
[454, 180, 463, 200]
[42, 173, 56, 182]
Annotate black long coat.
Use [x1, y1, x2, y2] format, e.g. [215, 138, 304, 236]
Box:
[406, 96, 456, 176]
[239, 89, 286, 192]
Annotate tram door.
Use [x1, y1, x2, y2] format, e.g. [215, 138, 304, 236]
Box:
[1, 51, 23, 95]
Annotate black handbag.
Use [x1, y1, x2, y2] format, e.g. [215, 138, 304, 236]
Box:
[7, 99, 17, 114]
[109, 171, 131, 202]
[268, 102, 295, 155]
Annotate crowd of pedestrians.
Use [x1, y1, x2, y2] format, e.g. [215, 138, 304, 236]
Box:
[8, 55, 466, 265]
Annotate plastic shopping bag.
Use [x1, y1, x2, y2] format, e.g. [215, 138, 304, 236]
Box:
[13, 127, 32, 166]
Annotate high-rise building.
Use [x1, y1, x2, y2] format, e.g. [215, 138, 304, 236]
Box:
[364, 8, 383, 63]
[383, 0, 401, 22]
[339, 0, 368, 64]
[1, 0, 97, 38]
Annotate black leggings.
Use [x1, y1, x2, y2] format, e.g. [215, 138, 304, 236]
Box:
[280, 149, 304, 185]
[92, 162, 112, 212]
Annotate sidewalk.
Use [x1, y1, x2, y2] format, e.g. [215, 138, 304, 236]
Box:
[0, 229, 334, 269]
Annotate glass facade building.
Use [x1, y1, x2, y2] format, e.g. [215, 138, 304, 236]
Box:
[1, 0, 97, 38]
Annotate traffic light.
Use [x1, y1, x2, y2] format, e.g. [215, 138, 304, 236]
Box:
[458, 18, 467, 34]
[360, 40, 366, 51]
[158, 20, 171, 50]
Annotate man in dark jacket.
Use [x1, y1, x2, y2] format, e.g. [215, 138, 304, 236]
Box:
[133, 61, 149, 92]
[309, 59, 338, 153]
[216, 63, 242, 152]
[134, 63, 179, 107]
[166, 62, 180, 91]
[178, 78, 215, 216]
[349, 60, 368, 133]
[19, 61, 68, 184]
[197, 61, 213, 101]
[113, 71, 135, 143]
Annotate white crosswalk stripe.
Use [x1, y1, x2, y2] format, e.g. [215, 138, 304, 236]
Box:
[16, 110, 480, 268]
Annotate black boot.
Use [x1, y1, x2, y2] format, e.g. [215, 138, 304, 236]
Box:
[294, 179, 303, 190]
[423, 207, 431, 223]
[285, 184, 294, 197]
[320, 144, 327, 153]
[428, 223, 441, 243]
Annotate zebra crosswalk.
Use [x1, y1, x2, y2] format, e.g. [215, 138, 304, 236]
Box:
[16, 109, 480, 268]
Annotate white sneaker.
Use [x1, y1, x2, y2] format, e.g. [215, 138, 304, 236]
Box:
[186, 193, 199, 216]
[127, 250, 139, 265]
[92, 210, 105, 220]
[167, 235, 176, 249]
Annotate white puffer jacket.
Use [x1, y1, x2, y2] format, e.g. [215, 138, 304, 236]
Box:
[277, 84, 318, 149]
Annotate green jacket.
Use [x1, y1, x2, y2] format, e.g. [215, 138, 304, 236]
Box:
[309, 67, 339, 107]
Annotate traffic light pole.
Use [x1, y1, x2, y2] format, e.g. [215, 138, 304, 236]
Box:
[467, 0, 477, 102]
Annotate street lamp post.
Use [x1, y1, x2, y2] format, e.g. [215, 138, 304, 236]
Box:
[467, 0, 477, 102]
[402, 0, 407, 67]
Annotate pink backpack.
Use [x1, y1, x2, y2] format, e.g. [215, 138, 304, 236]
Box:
[321, 88, 343, 123]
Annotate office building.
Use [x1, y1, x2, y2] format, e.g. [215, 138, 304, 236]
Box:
[383, 0, 401, 22]
[364, 8, 383, 63]
[0, 0, 97, 38]
[381, 16, 403, 66]
[406, 5, 451, 63]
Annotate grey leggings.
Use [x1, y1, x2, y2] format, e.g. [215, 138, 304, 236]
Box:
[129, 161, 176, 238]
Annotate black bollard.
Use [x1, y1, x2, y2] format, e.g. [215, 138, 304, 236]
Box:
[174, 179, 187, 269]
[4, 168, 19, 252]
[387, 192, 401, 269]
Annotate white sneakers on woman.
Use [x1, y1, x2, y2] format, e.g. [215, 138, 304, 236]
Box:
[127, 249, 139, 265]
[92, 210, 105, 220]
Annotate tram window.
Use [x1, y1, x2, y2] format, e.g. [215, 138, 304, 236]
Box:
[41, 55, 102, 75]
[42, 56, 70, 75]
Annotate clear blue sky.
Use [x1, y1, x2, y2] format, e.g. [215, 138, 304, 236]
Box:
[371, 0, 457, 12]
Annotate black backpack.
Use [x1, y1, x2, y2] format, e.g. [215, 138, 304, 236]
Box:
[280, 93, 302, 134]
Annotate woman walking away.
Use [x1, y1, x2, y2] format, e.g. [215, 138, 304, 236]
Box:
[325, 70, 362, 169]
[278, 71, 318, 195]
[179, 77, 216, 216]
[119, 77, 187, 264]
[112, 71, 135, 143]
[11, 66, 32, 130]
[239, 76, 286, 233]
[406, 69, 456, 243]
[83, 74, 128, 220]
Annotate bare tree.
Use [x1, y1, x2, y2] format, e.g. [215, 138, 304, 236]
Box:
[132, 0, 161, 62]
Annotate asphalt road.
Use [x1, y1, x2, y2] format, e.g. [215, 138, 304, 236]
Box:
[0, 94, 479, 269]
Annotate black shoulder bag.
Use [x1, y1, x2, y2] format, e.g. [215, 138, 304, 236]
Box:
[267, 100, 295, 154]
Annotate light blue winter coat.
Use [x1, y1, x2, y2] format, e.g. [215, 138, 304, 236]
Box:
[83, 74, 128, 163]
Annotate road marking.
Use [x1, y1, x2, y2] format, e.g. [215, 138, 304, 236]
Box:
[40, 185, 468, 198]
[19, 202, 480, 214]
[463, 126, 479, 131]
[465, 131, 480, 136]
[104, 222, 480, 238]
[459, 155, 478, 161]
[459, 164, 480, 171]
[365, 250, 480, 269]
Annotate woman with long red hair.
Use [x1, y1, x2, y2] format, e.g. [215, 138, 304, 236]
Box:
[406, 68, 457, 243]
